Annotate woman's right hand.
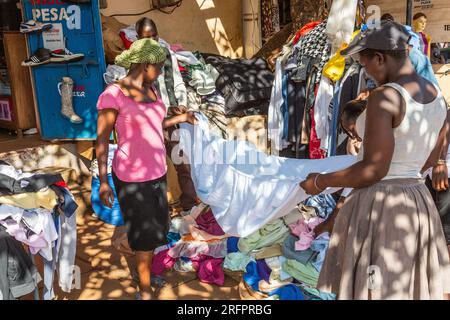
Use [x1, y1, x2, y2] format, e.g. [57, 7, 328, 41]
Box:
[356, 88, 371, 101]
[184, 111, 198, 125]
[99, 182, 114, 208]
[432, 163, 449, 192]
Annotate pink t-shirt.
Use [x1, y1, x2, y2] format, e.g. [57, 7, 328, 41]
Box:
[97, 84, 167, 183]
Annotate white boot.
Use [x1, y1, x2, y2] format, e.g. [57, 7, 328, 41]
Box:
[61, 77, 83, 124]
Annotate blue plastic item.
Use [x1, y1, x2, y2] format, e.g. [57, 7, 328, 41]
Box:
[91, 174, 124, 227]
[22, 1, 106, 139]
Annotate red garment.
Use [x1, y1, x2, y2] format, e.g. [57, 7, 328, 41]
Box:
[54, 181, 68, 189]
[151, 249, 176, 275]
[195, 208, 225, 236]
[293, 21, 321, 45]
[119, 31, 133, 50]
[309, 84, 326, 159]
[309, 107, 326, 159]
[178, 64, 187, 73]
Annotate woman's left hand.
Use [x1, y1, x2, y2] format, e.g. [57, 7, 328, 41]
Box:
[300, 173, 325, 195]
[184, 111, 198, 125]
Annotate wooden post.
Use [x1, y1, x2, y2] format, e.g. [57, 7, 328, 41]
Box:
[406, 0, 413, 26]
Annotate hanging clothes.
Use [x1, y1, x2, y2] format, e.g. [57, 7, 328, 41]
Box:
[309, 74, 328, 160]
[327, 79, 343, 157]
[322, 30, 361, 83]
[292, 21, 321, 46]
[271, 0, 280, 33]
[268, 58, 286, 153]
[295, 21, 331, 85]
[262, 0, 275, 39]
[313, 77, 334, 152]
[0, 226, 41, 300]
[285, 21, 330, 158]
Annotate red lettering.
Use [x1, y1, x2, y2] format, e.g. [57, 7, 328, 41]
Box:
[29, 0, 65, 6]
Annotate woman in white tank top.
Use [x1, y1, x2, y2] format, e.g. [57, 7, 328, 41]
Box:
[301, 21, 450, 300]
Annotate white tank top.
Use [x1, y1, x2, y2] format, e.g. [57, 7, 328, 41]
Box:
[356, 82, 447, 180]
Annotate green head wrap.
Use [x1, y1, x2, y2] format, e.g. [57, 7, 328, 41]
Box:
[115, 38, 166, 69]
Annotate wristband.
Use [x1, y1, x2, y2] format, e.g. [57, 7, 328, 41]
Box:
[314, 174, 323, 192]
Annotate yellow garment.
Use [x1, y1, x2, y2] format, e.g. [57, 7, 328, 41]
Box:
[322, 50, 346, 82]
[0, 188, 58, 210]
[254, 244, 283, 260]
[425, 33, 432, 58]
[323, 30, 361, 82]
[166, 156, 181, 205]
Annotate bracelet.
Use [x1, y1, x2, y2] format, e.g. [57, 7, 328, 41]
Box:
[437, 159, 447, 165]
[314, 174, 323, 192]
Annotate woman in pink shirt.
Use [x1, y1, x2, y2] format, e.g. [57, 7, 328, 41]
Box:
[96, 39, 196, 300]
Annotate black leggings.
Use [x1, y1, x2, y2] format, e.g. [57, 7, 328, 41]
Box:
[112, 172, 169, 252]
[425, 177, 450, 245]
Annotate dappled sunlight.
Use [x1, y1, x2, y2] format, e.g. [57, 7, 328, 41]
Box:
[322, 178, 448, 299]
[193, 0, 243, 58]
[196, 0, 215, 10]
[205, 17, 243, 58]
[50, 214, 240, 300]
[102, 0, 243, 58]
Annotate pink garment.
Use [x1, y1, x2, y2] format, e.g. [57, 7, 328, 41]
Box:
[190, 254, 208, 270]
[168, 239, 227, 259]
[288, 217, 324, 251]
[170, 44, 184, 52]
[195, 208, 225, 236]
[0, 219, 47, 255]
[97, 84, 167, 183]
[196, 257, 225, 286]
[151, 249, 176, 275]
[190, 225, 228, 242]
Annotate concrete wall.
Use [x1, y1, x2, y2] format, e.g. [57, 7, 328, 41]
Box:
[101, 0, 244, 58]
[242, 0, 262, 58]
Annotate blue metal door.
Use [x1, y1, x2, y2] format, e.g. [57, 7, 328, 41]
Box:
[22, 0, 106, 140]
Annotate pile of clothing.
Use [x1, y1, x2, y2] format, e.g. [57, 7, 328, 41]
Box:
[153, 194, 337, 300]
[152, 204, 228, 286]
[0, 160, 78, 300]
[104, 23, 275, 138]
